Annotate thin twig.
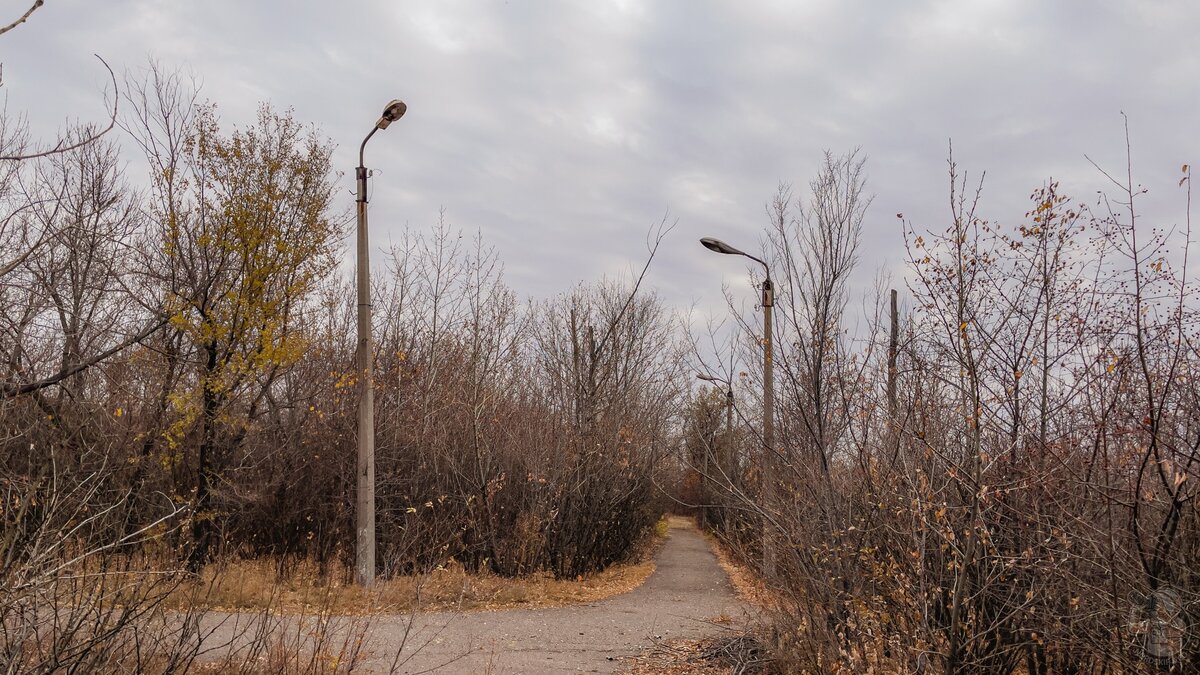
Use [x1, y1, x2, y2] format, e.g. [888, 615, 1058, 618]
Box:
[0, 54, 118, 161]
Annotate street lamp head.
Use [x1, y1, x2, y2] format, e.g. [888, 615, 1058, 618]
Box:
[700, 235, 770, 279]
[376, 99, 407, 130]
[696, 373, 721, 383]
[700, 237, 744, 256]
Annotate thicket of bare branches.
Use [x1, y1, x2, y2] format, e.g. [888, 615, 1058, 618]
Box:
[0, 60, 683, 670]
[687, 146, 1200, 672]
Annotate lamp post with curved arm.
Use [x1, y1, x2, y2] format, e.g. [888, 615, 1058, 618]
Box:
[699, 236, 775, 577]
[355, 99, 406, 587]
[697, 373, 735, 531]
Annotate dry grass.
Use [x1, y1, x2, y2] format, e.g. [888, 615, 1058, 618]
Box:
[702, 529, 779, 611]
[160, 520, 669, 616]
[162, 556, 657, 616]
[698, 528, 928, 674]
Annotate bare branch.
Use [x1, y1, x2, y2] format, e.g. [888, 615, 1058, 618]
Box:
[592, 214, 676, 357]
[0, 313, 168, 398]
[0, 54, 117, 161]
[0, 0, 44, 37]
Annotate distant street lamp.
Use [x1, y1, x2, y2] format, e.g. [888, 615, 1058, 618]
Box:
[699, 237, 775, 577]
[696, 373, 735, 531]
[355, 99, 406, 587]
[696, 373, 734, 450]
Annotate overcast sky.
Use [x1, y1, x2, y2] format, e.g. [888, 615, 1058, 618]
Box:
[4, 0, 1198, 324]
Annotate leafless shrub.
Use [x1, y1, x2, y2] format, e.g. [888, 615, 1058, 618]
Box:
[693, 140, 1199, 673]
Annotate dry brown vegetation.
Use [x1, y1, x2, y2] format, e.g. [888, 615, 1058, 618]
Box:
[0, 55, 682, 673]
[685, 146, 1200, 673]
[159, 532, 661, 615]
[6, 6, 1200, 672]
[704, 529, 775, 612]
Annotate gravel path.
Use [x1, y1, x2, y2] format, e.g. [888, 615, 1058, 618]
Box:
[357, 520, 748, 673]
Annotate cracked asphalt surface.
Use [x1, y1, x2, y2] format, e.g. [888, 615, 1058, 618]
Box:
[360, 519, 747, 673]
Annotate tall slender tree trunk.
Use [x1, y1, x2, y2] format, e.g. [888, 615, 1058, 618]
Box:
[188, 341, 220, 572]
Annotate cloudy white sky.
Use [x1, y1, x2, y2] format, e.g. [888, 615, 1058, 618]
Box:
[3, 0, 1198, 321]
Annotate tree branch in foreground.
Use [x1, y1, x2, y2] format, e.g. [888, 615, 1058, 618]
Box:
[1, 313, 169, 398]
[0, 0, 45, 37]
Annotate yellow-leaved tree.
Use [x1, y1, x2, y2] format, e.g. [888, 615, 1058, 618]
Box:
[140, 97, 340, 570]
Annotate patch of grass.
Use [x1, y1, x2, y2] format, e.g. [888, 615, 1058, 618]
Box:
[159, 547, 660, 616]
[163, 557, 656, 615]
[655, 516, 672, 538]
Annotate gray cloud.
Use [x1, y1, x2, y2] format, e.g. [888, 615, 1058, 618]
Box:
[4, 0, 1198, 321]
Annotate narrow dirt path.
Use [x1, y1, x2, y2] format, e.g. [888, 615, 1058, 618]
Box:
[359, 519, 749, 673]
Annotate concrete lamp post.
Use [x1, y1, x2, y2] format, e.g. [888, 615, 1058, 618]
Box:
[355, 98, 406, 587]
[699, 237, 775, 578]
